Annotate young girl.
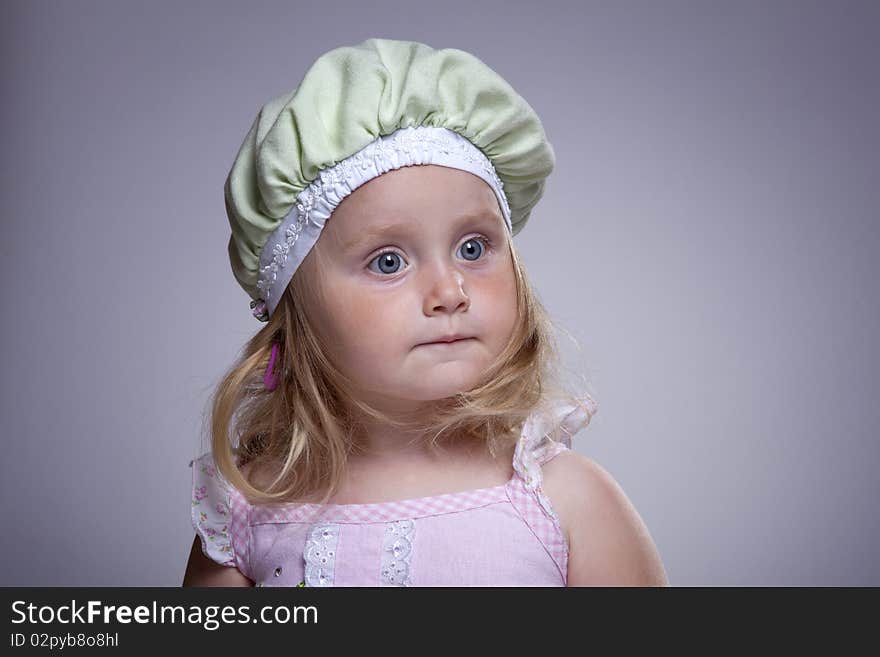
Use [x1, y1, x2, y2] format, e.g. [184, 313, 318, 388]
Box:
[183, 38, 667, 587]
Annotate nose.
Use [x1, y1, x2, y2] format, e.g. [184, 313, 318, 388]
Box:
[423, 262, 470, 316]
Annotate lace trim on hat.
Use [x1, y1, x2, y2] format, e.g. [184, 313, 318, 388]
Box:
[252, 125, 511, 321]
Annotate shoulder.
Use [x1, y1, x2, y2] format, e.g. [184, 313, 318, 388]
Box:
[190, 452, 251, 573]
[541, 450, 669, 586]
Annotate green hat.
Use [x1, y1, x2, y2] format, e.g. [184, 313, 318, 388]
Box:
[224, 37, 555, 321]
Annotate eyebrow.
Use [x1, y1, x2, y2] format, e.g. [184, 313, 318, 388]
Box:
[342, 210, 503, 252]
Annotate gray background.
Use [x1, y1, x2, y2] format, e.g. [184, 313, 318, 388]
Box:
[1, 0, 877, 586]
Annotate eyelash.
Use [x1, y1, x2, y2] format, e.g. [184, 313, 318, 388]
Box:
[366, 233, 495, 276]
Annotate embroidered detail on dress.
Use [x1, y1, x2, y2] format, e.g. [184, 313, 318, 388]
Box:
[256, 568, 298, 589]
[380, 519, 415, 586]
[303, 523, 339, 587]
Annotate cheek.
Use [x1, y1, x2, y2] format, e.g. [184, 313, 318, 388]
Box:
[479, 266, 518, 336]
[323, 284, 412, 354]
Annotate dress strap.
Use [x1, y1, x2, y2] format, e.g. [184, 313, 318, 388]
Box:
[535, 440, 568, 467]
[512, 395, 598, 490]
[506, 396, 598, 583]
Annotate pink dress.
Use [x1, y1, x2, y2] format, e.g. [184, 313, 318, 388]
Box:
[190, 397, 597, 587]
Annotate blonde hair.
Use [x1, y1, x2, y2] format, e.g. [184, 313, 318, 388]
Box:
[207, 237, 594, 506]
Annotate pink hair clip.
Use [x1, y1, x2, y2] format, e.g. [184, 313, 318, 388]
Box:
[264, 342, 280, 390]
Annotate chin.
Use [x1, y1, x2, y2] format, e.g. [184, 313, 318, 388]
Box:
[406, 374, 484, 401]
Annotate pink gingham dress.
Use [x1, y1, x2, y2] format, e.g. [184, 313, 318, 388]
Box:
[189, 397, 597, 587]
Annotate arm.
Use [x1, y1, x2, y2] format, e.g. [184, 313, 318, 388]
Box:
[182, 535, 254, 587]
[551, 453, 669, 586]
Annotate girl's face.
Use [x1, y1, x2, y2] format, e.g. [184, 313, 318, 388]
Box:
[299, 164, 518, 413]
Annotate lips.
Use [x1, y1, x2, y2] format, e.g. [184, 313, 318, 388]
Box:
[419, 335, 474, 346]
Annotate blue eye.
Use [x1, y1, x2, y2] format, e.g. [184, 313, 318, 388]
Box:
[373, 252, 405, 275]
[367, 235, 492, 276]
[459, 237, 484, 261]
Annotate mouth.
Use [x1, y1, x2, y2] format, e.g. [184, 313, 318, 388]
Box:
[418, 337, 476, 346]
